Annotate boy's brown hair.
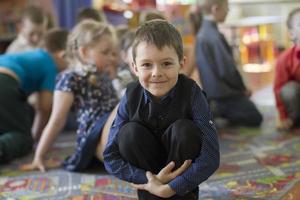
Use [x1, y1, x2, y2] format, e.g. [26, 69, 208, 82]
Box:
[132, 19, 183, 62]
[120, 29, 135, 52]
[286, 8, 300, 30]
[188, 6, 203, 35]
[42, 28, 69, 53]
[197, 0, 225, 14]
[21, 5, 47, 25]
[139, 10, 166, 25]
[76, 7, 107, 23]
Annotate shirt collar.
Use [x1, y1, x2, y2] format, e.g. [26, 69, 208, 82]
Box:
[143, 80, 177, 105]
[202, 18, 218, 30]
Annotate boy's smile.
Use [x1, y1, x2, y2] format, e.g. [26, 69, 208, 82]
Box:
[133, 42, 184, 101]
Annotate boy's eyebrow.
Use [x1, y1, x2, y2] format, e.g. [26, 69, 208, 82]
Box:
[138, 57, 176, 62]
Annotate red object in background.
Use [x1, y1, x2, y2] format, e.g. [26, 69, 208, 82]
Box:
[137, 0, 156, 8]
[130, 0, 156, 9]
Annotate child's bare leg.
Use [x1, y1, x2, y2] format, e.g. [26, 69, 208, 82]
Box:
[95, 104, 119, 161]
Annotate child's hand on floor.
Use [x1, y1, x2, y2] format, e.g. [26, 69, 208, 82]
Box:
[277, 118, 293, 131]
[20, 157, 49, 172]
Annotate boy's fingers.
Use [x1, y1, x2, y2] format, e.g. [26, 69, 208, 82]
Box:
[160, 161, 175, 174]
[172, 160, 192, 176]
[146, 171, 154, 181]
[131, 183, 146, 190]
[20, 163, 34, 171]
[38, 164, 46, 172]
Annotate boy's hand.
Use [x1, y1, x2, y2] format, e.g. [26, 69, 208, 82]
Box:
[277, 118, 293, 131]
[244, 89, 252, 97]
[20, 157, 46, 172]
[156, 160, 192, 184]
[131, 171, 176, 198]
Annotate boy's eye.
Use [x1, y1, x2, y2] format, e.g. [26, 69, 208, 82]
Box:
[141, 63, 151, 68]
[163, 62, 173, 67]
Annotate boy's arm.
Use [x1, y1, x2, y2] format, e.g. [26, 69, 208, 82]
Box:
[274, 51, 290, 121]
[197, 38, 246, 91]
[31, 90, 53, 140]
[168, 85, 220, 196]
[103, 95, 148, 184]
[212, 37, 246, 91]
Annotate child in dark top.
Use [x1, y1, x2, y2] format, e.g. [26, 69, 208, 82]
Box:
[104, 19, 219, 200]
[0, 28, 68, 164]
[24, 20, 118, 172]
[195, 0, 263, 127]
[274, 8, 300, 130]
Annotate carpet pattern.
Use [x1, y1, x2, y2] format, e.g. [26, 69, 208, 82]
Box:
[1, 106, 300, 199]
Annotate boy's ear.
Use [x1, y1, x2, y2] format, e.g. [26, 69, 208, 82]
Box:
[288, 30, 296, 41]
[211, 3, 219, 15]
[131, 61, 139, 76]
[180, 56, 186, 70]
[57, 50, 66, 58]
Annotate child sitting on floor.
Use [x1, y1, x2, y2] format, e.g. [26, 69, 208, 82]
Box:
[274, 8, 300, 130]
[24, 20, 118, 172]
[103, 19, 220, 200]
[0, 28, 68, 164]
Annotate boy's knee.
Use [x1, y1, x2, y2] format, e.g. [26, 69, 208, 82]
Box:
[118, 122, 150, 149]
[250, 111, 263, 127]
[280, 81, 300, 102]
[168, 119, 202, 145]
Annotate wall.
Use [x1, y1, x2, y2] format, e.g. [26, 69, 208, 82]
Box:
[227, 0, 300, 48]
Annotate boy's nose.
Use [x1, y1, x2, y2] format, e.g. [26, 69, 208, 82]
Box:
[152, 65, 162, 76]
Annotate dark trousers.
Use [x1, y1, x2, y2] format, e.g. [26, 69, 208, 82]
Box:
[211, 95, 263, 127]
[280, 81, 300, 127]
[118, 119, 201, 200]
[0, 73, 34, 164]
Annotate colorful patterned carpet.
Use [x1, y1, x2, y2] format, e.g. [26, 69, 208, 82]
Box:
[1, 106, 300, 200]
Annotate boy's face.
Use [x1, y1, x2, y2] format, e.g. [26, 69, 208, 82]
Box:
[21, 18, 46, 46]
[290, 12, 300, 44]
[213, 0, 229, 23]
[132, 42, 183, 101]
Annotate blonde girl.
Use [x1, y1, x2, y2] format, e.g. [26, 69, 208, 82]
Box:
[25, 20, 118, 172]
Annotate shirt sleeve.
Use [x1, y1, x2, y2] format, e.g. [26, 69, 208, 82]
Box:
[274, 50, 291, 120]
[168, 84, 220, 195]
[40, 66, 57, 92]
[211, 38, 246, 91]
[103, 94, 148, 184]
[55, 71, 77, 93]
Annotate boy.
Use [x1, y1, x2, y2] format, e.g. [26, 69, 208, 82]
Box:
[195, 0, 263, 127]
[76, 7, 107, 23]
[104, 20, 220, 200]
[274, 8, 300, 130]
[0, 28, 68, 164]
[112, 29, 137, 98]
[6, 5, 48, 53]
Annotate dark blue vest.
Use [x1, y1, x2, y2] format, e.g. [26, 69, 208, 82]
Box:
[125, 74, 195, 136]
